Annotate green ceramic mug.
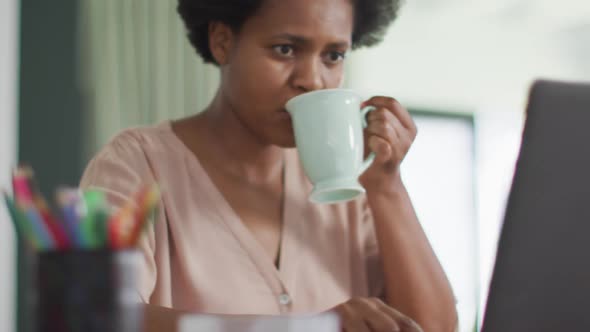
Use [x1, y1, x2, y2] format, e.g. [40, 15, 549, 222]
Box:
[286, 89, 375, 204]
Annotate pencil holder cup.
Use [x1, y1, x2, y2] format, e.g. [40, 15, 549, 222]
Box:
[34, 249, 143, 332]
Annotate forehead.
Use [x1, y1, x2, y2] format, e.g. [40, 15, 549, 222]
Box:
[242, 0, 354, 43]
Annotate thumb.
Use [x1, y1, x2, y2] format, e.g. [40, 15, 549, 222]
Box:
[368, 135, 392, 163]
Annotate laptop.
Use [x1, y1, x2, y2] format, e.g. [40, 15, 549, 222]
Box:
[179, 312, 339, 332]
[481, 80, 590, 331]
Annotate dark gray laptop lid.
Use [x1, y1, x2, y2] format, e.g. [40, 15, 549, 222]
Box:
[481, 80, 590, 332]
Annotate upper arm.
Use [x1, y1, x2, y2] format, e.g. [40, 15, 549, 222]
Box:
[80, 131, 160, 302]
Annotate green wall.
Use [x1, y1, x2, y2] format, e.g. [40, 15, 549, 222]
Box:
[19, 0, 84, 197]
[18, 1, 82, 331]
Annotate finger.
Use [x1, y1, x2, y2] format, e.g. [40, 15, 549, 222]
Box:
[362, 96, 416, 132]
[368, 135, 393, 163]
[387, 116, 414, 152]
[368, 108, 411, 147]
[357, 298, 401, 332]
[373, 300, 423, 332]
[363, 96, 413, 130]
[338, 304, 372, 332]
[345, 320, 372, 332]
[366, 109, 414, 163]
[366, 107, 396, 125]
[366, 108, 401, 142]
[366, 116, 398, 144]
[388, 116, 408, 143]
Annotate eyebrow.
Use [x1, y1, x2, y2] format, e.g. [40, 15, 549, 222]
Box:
[271, 33, 350, 48]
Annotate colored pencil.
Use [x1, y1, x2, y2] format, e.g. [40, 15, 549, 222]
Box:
[4, 166, 161, 251]
[80, 190, 107, 248]
[20, 203, 55, 250]
[16, 167, 70, 250]
[2, 192, 40, 249]
[12, 168, 34, 205]
[107, 198, 135, 249]
[127, 184, 160, 247]
[55, 188, 84, 248]
[35, 199, 70, 250]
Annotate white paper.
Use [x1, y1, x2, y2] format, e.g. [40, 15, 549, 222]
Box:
[179, 312, 340, 332]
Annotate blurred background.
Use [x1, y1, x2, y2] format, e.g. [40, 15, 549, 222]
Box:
[1, 0, 589, 331]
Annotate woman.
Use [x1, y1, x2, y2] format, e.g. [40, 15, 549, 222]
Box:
[80, 0, 458, 331]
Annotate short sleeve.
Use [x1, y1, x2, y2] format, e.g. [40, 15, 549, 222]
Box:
[79, 130, 160, 303]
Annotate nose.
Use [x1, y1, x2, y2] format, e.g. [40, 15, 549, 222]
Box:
[291, 57, 325, 93]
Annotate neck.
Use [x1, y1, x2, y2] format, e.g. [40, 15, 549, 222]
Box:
[193, 91, 285, 183]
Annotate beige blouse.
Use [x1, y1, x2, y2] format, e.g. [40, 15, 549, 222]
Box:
[80, 122, 384, 315]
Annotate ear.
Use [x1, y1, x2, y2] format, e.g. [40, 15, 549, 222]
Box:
[208, 21, 234, 65]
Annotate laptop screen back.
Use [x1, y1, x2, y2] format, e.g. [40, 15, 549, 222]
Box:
[482, 80, 590, 332]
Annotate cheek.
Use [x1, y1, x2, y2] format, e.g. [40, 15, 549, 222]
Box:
[229, 55, 290, 103]
[326, 65, 345, 88]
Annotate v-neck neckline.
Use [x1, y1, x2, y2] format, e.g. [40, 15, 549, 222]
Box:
[163, 121, 302, 296]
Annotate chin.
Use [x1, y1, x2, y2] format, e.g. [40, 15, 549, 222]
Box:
[276, 141, 296, 149]
[272, 136, 296, 148]
[269, 130, 296, 148]
[268, 120, 296, 148]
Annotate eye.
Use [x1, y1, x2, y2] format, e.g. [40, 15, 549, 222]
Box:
[272, 44, 295, 57]
[324, 51, 346, 64]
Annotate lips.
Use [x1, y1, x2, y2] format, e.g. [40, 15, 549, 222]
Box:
[277, 109, 291, 121]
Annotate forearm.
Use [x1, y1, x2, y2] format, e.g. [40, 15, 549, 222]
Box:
[367, 185, 457, 332]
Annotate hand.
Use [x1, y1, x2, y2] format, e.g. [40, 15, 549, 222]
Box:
[359, 96, 417, 195]
[332, 297, 424, 332]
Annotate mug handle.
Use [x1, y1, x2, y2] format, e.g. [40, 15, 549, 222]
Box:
[360, 105, 376, 174]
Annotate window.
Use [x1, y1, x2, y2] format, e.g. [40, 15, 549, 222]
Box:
[401, 112, 478, 332]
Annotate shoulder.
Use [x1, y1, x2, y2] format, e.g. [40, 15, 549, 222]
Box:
[80, 122, 182, 204]
[99, 123, 177, 158]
